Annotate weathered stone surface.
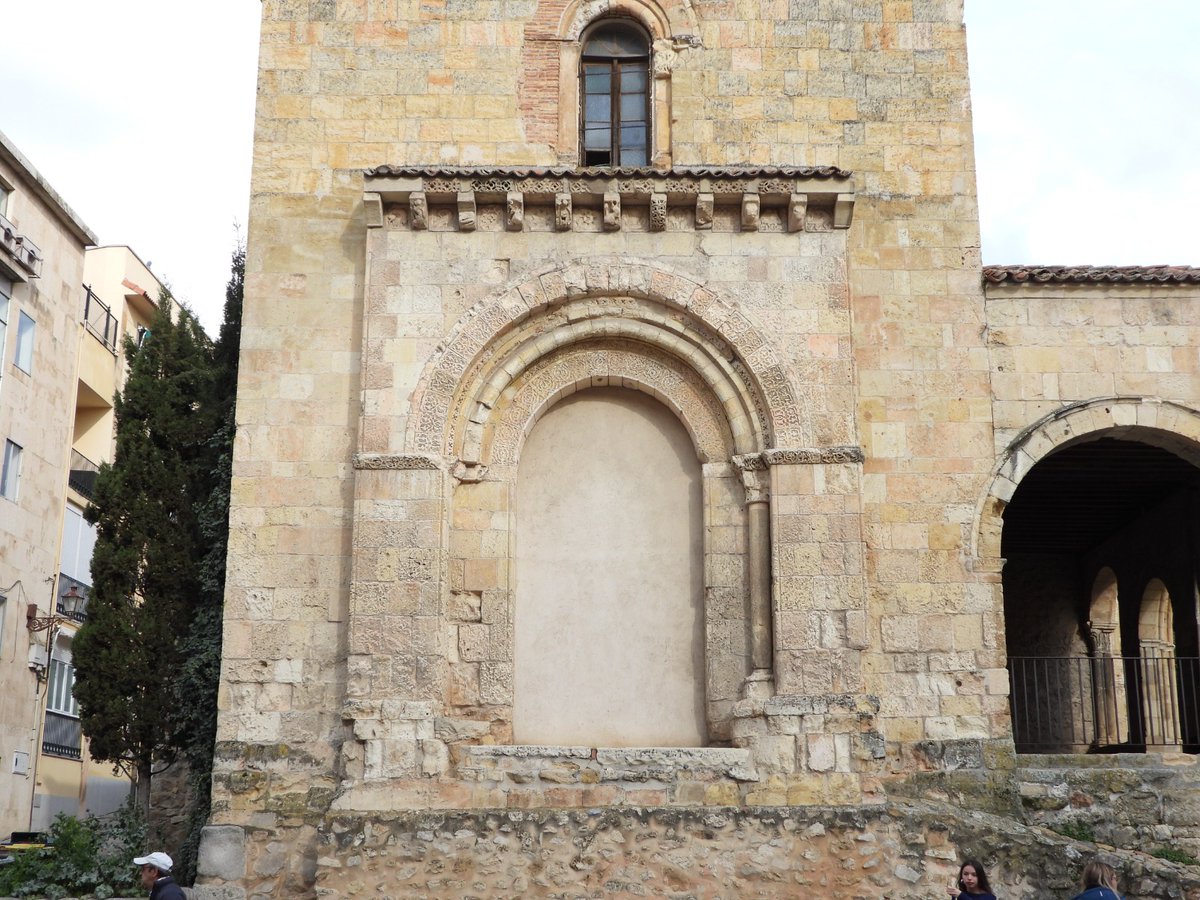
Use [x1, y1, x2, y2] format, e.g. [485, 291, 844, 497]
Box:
[308, 802, 1200, 899]
[196, 825, 247, 880]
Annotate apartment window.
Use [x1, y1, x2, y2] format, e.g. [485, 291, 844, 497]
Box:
[0, 184, 8, 215]
[14, 311, 34, 374]
[580, 21, 650, 166]
[46, 657, 79, 717]
[44, 656, 82, 759]
[1, 440, 20, 500]
[61, 505, 98, 587]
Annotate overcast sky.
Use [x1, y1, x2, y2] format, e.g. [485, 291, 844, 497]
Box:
[1, 1, 1196, 333]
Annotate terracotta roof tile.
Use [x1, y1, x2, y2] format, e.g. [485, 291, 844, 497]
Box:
[983, 265, 1200, 285]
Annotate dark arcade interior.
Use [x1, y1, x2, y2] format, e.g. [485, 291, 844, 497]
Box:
[1001, 435, 1200, 752]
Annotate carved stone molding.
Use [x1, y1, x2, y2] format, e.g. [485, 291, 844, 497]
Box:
[489, 341, 735, 465]
[731, 453, 767, 472]
[353, 453, 442, 470]
[734, 447, 864, 469]
[404, 260, 809, 456]
[363, 166, 855, 234]
[763, 447, 865, 466]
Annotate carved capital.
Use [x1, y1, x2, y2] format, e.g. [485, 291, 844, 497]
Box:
[741, 468, 770, 503]
[451, 460, 489, 483]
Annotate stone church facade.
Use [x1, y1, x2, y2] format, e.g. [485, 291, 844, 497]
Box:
[197, 1, 1200, 896]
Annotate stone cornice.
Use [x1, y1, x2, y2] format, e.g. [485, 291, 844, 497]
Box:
[363, 165, 855, 233]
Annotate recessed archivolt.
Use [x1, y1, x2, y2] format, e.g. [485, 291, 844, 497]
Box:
[973, 396, 1200, 562]
[405, 259, 803, 457]
[486, 341, 734, 468]
[557, 0, 695, 40]
[459, 311, 757, 463]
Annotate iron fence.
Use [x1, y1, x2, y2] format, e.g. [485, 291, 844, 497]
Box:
[1009, 655, 1200, 752]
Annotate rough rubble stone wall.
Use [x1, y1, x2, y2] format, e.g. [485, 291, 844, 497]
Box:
[311, 801, 1200, 899]
[1018, 754, 1200, 863]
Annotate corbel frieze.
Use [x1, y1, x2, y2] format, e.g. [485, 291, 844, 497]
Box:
[362, 166, 856, 234]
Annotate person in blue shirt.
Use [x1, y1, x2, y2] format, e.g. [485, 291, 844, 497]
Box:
[1071, 859, 1124, 900]
[946, 859, 998, 900]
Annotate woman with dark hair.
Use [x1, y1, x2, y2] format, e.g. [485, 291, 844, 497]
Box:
[1071, 859, 1124, 900]
[947, 859, 998, 899]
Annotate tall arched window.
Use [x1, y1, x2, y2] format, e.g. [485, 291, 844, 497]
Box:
[580, 21, 650, 166]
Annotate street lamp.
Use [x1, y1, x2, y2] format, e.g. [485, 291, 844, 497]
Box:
[26, 585, 87, 682]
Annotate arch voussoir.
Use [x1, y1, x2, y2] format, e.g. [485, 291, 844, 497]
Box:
[404, 260, 804, 460]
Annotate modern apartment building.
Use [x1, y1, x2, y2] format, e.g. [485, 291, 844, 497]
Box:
[30, 245, 171, 831]
[0, 129, 167, 835]
[0, 128, 95, 837]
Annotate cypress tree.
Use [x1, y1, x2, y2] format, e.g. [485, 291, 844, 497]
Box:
[172, 247, 243, 882]
[73, 290, 216, 818]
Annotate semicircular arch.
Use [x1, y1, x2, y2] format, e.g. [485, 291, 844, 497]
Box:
[974, 397, 1200, 563]
[485, 340, 735, 468]
[405, 259, 803, 458]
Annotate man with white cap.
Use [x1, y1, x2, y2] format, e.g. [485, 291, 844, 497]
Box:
[132, 851, 185, 899]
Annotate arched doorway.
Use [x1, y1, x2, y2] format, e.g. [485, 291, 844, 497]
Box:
[513, 387, 705, 746]
[1001, 434, 1200, 752]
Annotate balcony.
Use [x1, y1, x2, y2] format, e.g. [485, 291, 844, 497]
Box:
[42, 711, 82, 760]
[1009, 655, 1200, 753]
[82, 285, 119, 354]
[0, 211, 43, 279]
[68, 450, 100, 499]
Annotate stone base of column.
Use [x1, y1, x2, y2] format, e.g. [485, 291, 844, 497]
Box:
[741, 668, 775, 700]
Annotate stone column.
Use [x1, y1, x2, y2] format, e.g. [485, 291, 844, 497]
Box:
[1088, 622, 1129, 747]
[1139, 639, 1182, 751]
[734, 455, 773, 699]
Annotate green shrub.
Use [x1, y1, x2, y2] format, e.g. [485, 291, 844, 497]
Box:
[1152, 846, 1200, 866]
[0, 802, 146, 899]
[1052, 820, 1096, 842]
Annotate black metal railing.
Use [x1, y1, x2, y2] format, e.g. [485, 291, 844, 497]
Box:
[68, 449, 100, 498]
[42, 711, 82, 759]
[82, 285, 119, 354]
[1009, 655, 1200, 753]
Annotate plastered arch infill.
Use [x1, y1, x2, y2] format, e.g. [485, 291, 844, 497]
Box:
[487, 342, 735, 467]
[973, 397, 1200, 563]
[404, 259, 803, 457]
